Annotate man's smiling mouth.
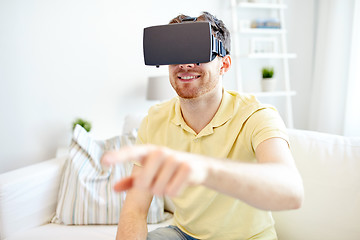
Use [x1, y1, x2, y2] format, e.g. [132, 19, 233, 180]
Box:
[178, 75, 201, 80]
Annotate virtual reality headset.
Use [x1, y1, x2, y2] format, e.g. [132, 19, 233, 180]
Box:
[143, 21, 227, 67]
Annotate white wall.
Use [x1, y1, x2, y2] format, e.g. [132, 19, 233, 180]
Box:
[286, 0, 315, 130]
[0, 0, 316, 173]
[0, 0, 229, 173]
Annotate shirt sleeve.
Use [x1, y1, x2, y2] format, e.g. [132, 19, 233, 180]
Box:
[244, 106, 289, 152]
[135, 115, 148, 145]
[131, 115, 148, 167]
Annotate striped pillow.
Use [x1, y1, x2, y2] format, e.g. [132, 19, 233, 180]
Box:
[51, 125, 170, 225]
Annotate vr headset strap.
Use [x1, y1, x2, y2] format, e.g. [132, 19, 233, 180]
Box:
[211, 35, 226, 60]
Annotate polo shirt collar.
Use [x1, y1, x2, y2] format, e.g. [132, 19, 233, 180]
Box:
[171, 90, 234, 137]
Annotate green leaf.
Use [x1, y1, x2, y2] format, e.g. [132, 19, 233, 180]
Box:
[262, 67, 274, 79]
[72, 118, 92, 132]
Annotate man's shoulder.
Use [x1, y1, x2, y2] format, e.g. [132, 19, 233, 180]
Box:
[225, 90, 259, 106]
[224, 90, 279, 125]
[147, 97, 178, 121]
[225, 90, 265, 114]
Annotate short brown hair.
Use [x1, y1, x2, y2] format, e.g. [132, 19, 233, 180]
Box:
[169, 12, 231, 55]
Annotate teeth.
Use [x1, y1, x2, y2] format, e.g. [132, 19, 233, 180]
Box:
[180, 76, 197, 80]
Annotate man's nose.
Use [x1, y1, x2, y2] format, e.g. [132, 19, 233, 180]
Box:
[179, 63, 196, 69]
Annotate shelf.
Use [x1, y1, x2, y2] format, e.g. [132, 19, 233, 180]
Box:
[240, 53, 297, 59]
[230, 0, 295, 127]
[249, 91, 296, 97]
[237, 2, 287, 9]
[238, 28, 285, 34]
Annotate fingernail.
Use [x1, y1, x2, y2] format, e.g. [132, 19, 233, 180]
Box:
[101, 154, 112, 165]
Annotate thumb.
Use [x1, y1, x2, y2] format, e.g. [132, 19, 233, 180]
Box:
[113, 176, 134, 192]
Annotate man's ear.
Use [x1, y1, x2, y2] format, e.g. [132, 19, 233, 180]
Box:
[219, 55, 231, 75]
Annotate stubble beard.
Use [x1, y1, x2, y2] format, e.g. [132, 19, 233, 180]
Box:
[170, 74, 219, 100]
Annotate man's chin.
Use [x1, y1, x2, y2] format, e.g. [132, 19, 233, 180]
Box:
[177, 93, 198, 99]
[180, 96, 198, 100]
[177, 90, 206, 100]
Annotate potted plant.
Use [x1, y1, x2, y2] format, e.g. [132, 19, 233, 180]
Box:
[56, 118, 92, 158]
[72, 118, 92, 132]
[261, 66, 276, 92]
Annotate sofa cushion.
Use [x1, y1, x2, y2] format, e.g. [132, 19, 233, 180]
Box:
[52, 125, 170, 225]
[0, 157, 66, 240]
[6, 218, 174, 240]
[273, 129, 360, 240]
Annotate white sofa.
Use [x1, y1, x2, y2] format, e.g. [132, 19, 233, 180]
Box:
[1, 127, 360, 240]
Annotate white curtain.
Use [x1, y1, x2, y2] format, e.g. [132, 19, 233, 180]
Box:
[309, 0, 360, 136]
[344, 0, 360, 136]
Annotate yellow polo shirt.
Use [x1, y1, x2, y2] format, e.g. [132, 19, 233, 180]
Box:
[137, 90, 289, 240]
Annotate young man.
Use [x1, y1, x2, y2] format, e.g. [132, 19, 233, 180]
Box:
[102, 12, 304, 240]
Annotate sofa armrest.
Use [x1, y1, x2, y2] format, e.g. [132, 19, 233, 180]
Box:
[273, 129, 360, 240]
[0, 157, 66, 240]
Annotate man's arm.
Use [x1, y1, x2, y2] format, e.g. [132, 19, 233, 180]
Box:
[115, 165, 153, 240]
[102, 137, 304, 211]
[203, 137, 304, 210]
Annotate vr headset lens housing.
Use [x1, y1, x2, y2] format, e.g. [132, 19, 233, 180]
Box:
[143, 22, 226, 66]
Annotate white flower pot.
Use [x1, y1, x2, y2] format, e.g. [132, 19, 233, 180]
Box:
[261, 78, 276, 92]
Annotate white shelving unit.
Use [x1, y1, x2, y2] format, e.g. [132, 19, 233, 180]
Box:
[230, 0, 296, 127]
[243, 53, 296, 59]
[237, 2, 287, 9]
[239, 28, 286, 34]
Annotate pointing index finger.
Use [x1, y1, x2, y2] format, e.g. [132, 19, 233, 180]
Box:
[101, 145, 155, 166]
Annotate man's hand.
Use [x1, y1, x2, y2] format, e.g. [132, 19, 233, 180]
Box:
[101, 145, 208, 197]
